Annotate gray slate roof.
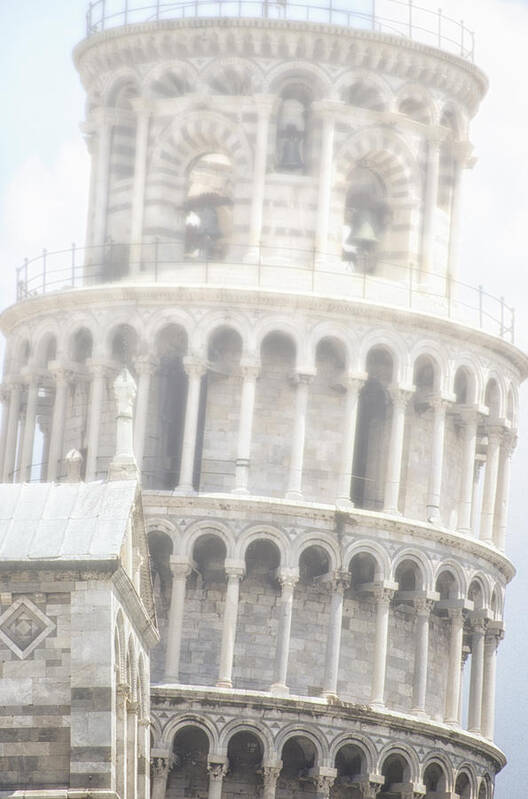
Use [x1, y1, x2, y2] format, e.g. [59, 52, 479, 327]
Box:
[0, 480, 138, 561]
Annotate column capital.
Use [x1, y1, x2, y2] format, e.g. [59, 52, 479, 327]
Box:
[484, 423, 505, 443]
[311, 99, 344, 118]
[0, 384, 12, 403]
[151, 752, 173, 779]
[329, 570, 351, 592]
[207, 759, 228, 781]
[183, 356, 207, 379]
[169, 556, 194, 578]
[502, 429, 518, 455]
[86, 358, 115, 379]
[343, 371, 367, 391]
[373, 586, 395, 605]
[312, 768, 337, 795]
[469, 616, 488, 635]
[134, 355, 159, 376]
[388, 386, 413, 409]
[456, 404, 481, 426]
[447, 607, 465, 623]
[277, 568, 299, 589]
[224, 559, 246, 579]
[291, 369, 316, 385]
[253, 93, 276, 115]
[452, 139, 475, 167]
[485, 621, 504, 648]
[48, 362, 76, 386]
[429, 394, 451, 413]
[260, 762, 282, 787]
[239, 360, 261, 381]
[117, 682, 130, 700]
[414, 597, 435, 616]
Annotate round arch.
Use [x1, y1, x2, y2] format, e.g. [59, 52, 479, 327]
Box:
[377, 742, 420, 783]
[181, 519, 236, 561]
[343, 540, 391, 581]
[293, 533, 340, 572]
[161, 714, 219, 753]
[235, 525, 289, 566]
[275, 724, 329, 765]
[329, 732, 377, 773]
[218, 719, 274, 760]
[391, 548, 434, 592]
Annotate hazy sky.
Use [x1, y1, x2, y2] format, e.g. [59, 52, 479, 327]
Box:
[1, 1, 528, 795]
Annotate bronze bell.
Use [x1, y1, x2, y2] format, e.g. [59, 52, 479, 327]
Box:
[279, 124, 304, 170]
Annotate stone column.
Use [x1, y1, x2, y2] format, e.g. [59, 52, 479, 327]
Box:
[457, 410, 479, 532]
[336, 375, 364, 504]
[2, 381, 22, 482]
[494, 431, 516, 550]
[126, 699, 139, 799]
[471, 459, 485, 536]
[426, 398, 448, 522]
[133, 356, 157, 476]
[164, 557, 193, 682]
[233, 361, 260, 495]
[261, 764, 282, 799]
[108, 368, 138, 480]
[314, 106, 336, 256]
[480, 426, 502, 544]
[370, 588, 394, 708]
[137, 716, 150, 799]
[207, 760, 228, 799]
[116, 683, 129, 799]
[384, 389, 411, 514]
[93, 109, 113, 248]
[129, 104, 151, 273]
[444, 609, 464, 724]
[0, 385, 10, 479]
[20, 373, 40, 482]
[322, 572, 350, 699]
[286, 371, 314, 500]
[86, 362, 108, 481]
[481, 626, 503, 740]
[458, 650, 470, 725]
[249, 95, 274, 249]
[151, 753, 172, 799]
[175, 357, 206, 493]
[412, 599, 434, 715]
[421, 138, 441, 276]
[47, 366, 72, 482]
[468, 619, 486, 733]
[217, 561, 245, 688]
[447, 142, 473, 282]
[271, 569, 299, 695]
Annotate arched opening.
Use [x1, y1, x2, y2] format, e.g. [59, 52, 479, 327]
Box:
[342, 166, 389, 272]
[423, 762, 447, 795]
[398, 96, 431, 125]
[454, 367, 470, 405]
[394, 559, 423, 594]
[180, 534, 227, 686]
[351, 347, 392, 509]
[111, 324, 138, 371]
[288, 545, 330, 696]
[435, 569, 457, 601]
[149, 69, 190, 98]
[147, 531, 174, 681]
[276, 84, 312, 173]
[184, 153, 233, 261]
[379, 753, 411, 798]
[224, 731, 263, 794]
[199, 326, 243, 492]
[490, 588, 500, 620]
[72, 328, 93, 363]
[114, 627, 126, 799]
[304, 337, 346, 501]
[168, 726, 210, 797]
[506, 388, 515, 426]
[234, 539, 281, 690]
[278, 736, 318, 798]
[341, 81, 385, 111]
[455, 772, 471, 799]
[250, 331, 297, 496]
[331, 744, 366, 798]
[147, 324, 188, 489]
[413, 355, 436, 409]
[485, 379, 500, 421]
[349, 552, 378, 591]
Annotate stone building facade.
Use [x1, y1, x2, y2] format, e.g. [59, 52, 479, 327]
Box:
[0, 1, 526, 798]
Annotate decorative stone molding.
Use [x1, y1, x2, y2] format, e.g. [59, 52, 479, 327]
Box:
[0, 597, 55, 660]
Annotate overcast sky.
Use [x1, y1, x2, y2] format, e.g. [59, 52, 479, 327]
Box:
[1, 1, 528, 795]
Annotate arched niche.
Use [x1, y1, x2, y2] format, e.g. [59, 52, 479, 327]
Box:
[349, 552, 378, 592]
[455, 772, 471, 799]
[71, 328, 93, 364]
[341, 80, 386, 111]
[224, 731, 263, 794]
[454, 366, 472, 406]
[304, 337, 347, 501]
[413, 354, 437, 409]
[342, 166, 390, 273]
[351, 347, 392, 509]
[233, 539, 281, 690]
[180, 533, 227, 686]
[394, 558, 424, 593]
[110, 324, 138, 371]
[275, 83, 313, 174]
[184, 153, 234, 261]
[250, 331, 297, 497]
[423, 762, 447, 795]
[169, 726, 210, 796]
[278, 736, 318, 798]
[150, 324, 189, 489]
[331, 743, 367, 797]
[379, 753, 412, 798]
[299, 545, 330, 583]
[198, 326, 243, 493]
[484, 379, 500, 420]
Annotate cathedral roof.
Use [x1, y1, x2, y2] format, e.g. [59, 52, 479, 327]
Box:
[0, 480, 138, 562]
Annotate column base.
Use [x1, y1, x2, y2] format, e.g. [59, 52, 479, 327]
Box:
[383, 507, 401, 517]
[444, 717, 460, 728]
[173, 484, 196, 496]
[285, 490, 303, 501]
[216, 679, 233, 689]
[335, 497, 355, 512]
[369, 700, 386, 712]
[426, 505, 440, 523]
[270, 682, 290, 697]
[231, 487, 250, 496]
[322, 690, 339, 702]
[468, 727, 482, 735]
[411, 707, 428, 719]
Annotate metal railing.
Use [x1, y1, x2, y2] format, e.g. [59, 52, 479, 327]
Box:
[85, 0, 475, 60]
[14, 241, 515, 343]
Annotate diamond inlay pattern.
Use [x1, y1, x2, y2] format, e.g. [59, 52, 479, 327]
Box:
[0, 597, 55, 659]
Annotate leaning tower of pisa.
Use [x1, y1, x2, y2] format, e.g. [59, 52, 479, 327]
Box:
[0, 1, 526, 797]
